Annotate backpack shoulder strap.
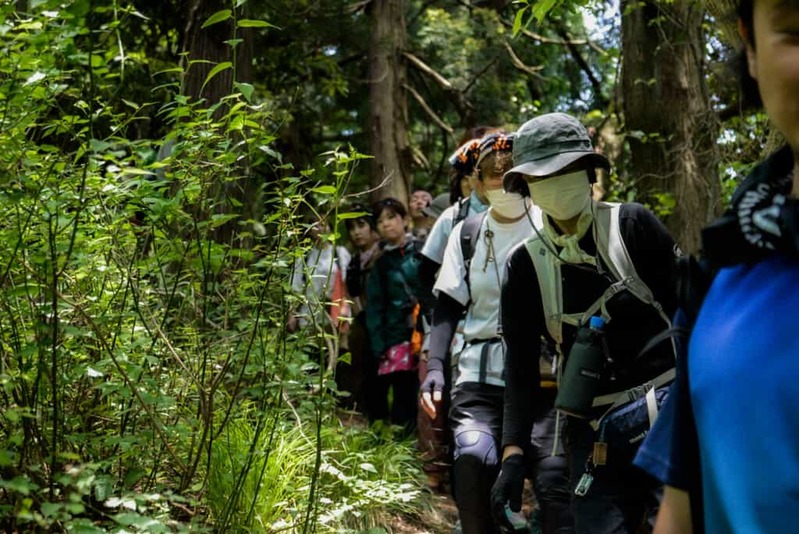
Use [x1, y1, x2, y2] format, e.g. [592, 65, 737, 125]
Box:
[453, 197, 471, 226]
[460, 211, 485, 269]
[590, 203, 677, 361]
[459, 211, 487, 301]
[594, 202, 638, 281]
[523, 235, 563, 344]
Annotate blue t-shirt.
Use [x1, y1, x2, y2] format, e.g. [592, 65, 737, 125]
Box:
[636, 255, 799, 532]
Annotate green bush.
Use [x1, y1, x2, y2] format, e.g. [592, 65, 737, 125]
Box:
[207, 411, 429, 533]
[0, 3, 428, 532]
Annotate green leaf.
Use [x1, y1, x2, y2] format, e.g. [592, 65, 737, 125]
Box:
[65, 518, 105, 533]
[89, 138, 112, 152]
[0, 476, 36, 495]
[121, 99, 140, 110]
[359, 462, 378, 474]
[532, 0, 559, 22]
[93, 475, 113, 502]
[234, 82, 254, 102]
[121, 167, 154, 176]
[201, 9, 231, 29]
[337, 211, 368, 220]
[512, 6, 527, 36]
[41, 501, 61, 517]
[0, 449, 15, 467]
[153, 67, 184, 76]
[123, 467, 147, 488]
[202, 62, 232, 92]
[236, 19, 275, 28]
[311, 185, 336, 195]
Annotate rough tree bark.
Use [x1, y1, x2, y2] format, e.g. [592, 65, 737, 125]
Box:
[621, 0, 721, 254]
[182, 0, 255, 108]
[368, 0, 413, 205]
[181, 0, 258, 245]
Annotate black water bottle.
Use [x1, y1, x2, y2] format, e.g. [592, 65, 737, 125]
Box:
[555, 316, 606, 418]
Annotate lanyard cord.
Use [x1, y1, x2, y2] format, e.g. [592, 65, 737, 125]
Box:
[483, 218, 506, 345]
[482, 217, 504, 291]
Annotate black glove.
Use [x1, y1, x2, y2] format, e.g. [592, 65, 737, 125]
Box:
[491, 454, 526, 530]
[420, 367, 445, 395]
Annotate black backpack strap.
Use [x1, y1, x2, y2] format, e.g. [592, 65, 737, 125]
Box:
[459, 211, 487, 303]
[674, 254, 716, 325]
[453, 197, 471, 226]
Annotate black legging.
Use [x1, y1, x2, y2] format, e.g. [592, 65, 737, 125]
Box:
[450, 384, 574, 534]
[450, 383, 504, 534]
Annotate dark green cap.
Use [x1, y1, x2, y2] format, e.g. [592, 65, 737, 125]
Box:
[503, 112, 610, 190]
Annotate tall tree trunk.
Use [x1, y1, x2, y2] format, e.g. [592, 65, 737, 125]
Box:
[368, 0, 412, 205]
[621, 0, 721, 254]
[181, 0, 258, 245]
[183, 0, 234, 106]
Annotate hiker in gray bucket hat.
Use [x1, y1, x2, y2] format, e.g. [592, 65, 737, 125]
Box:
[491, 112, 683, 534]
[504, 112, 610, 183]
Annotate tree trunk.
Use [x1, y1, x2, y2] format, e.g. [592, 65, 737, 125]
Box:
[621, 0, 721, 254]
[181, 0, 258, 245]
[183, 0, 235, 106]
[368, 0, 412, 205]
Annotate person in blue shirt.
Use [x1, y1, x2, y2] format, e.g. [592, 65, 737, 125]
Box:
[634, 0, 799, 531]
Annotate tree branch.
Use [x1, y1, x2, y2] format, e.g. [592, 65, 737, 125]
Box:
[403, 83, 454, 135]
[503, 41, 546, 80]
[346, 0, 372, 14]
[463, 57, 499, 93]
[403, 51, 474, 120]
[552, 22, 608, 108]
[403, 51, 454, 91]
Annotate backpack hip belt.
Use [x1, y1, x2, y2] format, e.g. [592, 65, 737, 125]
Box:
[588, 367, 675, 432]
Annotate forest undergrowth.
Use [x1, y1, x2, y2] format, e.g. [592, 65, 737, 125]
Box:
[0, 3, 442, 531]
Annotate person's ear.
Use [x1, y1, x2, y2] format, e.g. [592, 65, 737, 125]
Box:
[738, 19, 758, 81]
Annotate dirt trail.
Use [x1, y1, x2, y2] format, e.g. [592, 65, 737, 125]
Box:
[387, 491, 459, 534]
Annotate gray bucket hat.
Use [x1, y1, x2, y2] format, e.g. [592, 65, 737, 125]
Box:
[423, 193, 452, 219]
[503, 112, 610, 190]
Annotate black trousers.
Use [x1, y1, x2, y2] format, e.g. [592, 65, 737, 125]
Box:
[566, 417, 660, 534]
[530, 389, 575, 534]
[367, 369, 418, 435]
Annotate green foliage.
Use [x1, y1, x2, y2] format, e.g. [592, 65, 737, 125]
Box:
[513, 0, 590, 29]
[0, 2, 427, 532]
[410, 2, 607, 191]
[206, 413, 427, 533]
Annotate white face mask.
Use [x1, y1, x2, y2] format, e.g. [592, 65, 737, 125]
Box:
[485, 188, 527, 219]
[528, 170, 591, 221]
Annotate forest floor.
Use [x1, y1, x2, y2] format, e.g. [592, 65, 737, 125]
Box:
[338, 409, 537, 534]
[387, 492, 459, 534]
[337, 409, 459, 533]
